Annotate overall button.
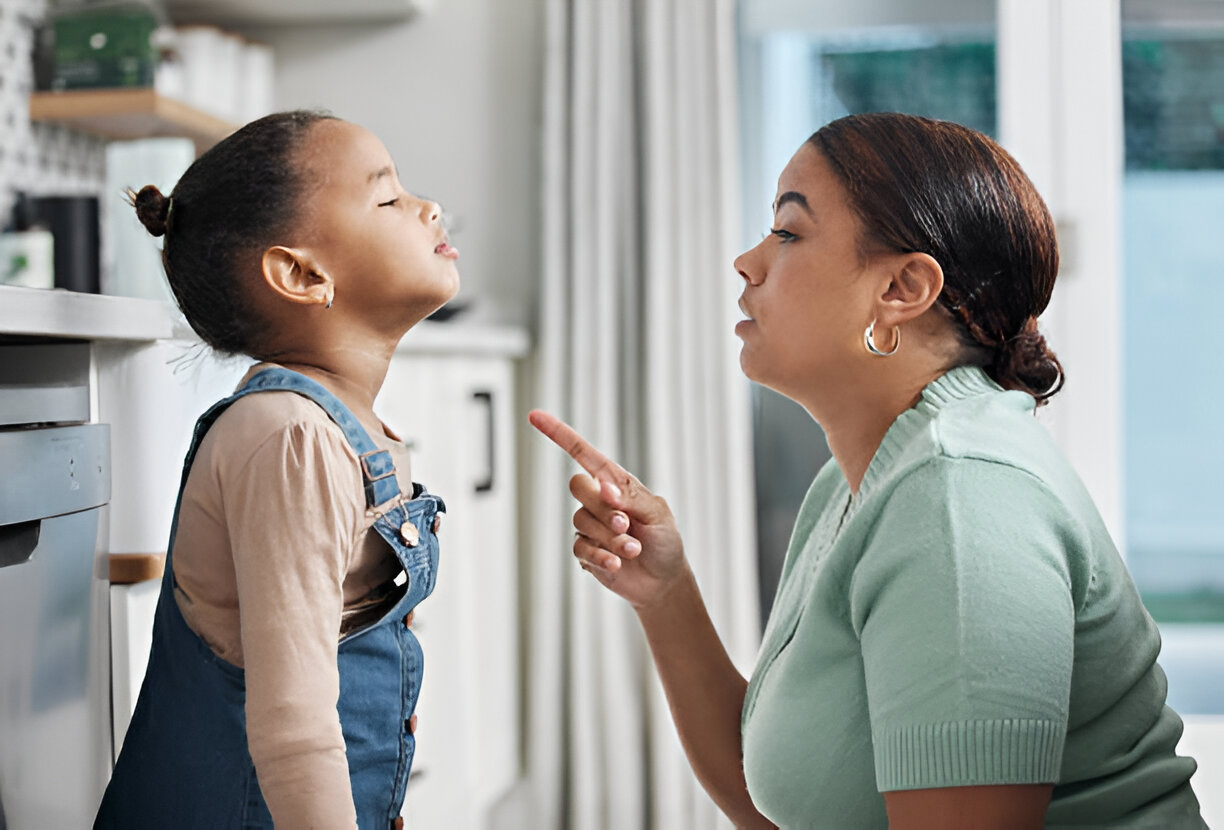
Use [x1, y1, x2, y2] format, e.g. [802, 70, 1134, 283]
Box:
[400, 521, 420, 547]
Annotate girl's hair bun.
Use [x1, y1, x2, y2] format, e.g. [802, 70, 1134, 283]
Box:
[127, 185, 170, 237]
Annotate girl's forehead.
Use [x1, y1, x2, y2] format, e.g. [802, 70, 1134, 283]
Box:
[298, 120, 395, 187]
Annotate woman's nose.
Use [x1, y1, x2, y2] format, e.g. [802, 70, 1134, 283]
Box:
[734, 247, 760, 285]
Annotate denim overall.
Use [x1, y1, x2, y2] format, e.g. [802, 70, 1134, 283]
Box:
[95, 367, 445, 829]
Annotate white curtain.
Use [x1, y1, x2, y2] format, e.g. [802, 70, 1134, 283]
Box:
[525, 1, 760, 828]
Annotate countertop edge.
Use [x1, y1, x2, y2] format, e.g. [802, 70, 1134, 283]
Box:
[0, 286, 178, 341]
[0, 286, 533, 356]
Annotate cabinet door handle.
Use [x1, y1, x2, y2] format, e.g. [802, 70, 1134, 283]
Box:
[473, 390, 495, 493]
[0, 519, 41, 569]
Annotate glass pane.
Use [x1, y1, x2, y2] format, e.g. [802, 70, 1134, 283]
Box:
[1120, 6, 1224, 714]
[737, 13, 996, 627]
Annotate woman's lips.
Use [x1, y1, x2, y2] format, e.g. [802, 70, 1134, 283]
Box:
[736, 297, 754, 336]
[434, 241, 459, 260]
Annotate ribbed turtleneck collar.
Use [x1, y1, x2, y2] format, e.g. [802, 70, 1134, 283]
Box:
[855, 365, 1006, 500]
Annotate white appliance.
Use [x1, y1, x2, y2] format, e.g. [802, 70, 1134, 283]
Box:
[0, 343, 112, 829]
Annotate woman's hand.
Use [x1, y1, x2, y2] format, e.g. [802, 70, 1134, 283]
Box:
[528, 410, 688, 609]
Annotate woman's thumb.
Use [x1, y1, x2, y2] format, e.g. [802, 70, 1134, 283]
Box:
[600, 476, 664, 522]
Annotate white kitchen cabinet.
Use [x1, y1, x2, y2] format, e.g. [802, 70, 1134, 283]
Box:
[96, 339, 252, 761]
[108, 579, 160, 760]
[376, 348, 524, 830]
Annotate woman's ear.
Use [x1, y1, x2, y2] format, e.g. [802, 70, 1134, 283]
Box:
[875, 252, 944, 329]
[260, 246, 334, 308]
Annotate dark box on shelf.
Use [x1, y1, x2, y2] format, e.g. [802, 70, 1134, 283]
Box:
[30, 197, 101, 294]
[52, 3, 159, 90]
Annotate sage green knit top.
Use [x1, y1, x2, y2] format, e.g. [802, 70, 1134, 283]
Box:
[740, 366, 1204, 828]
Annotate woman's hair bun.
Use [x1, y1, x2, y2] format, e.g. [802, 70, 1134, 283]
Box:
[127, 185, 170, 237]
[993, 316, 1064, 405]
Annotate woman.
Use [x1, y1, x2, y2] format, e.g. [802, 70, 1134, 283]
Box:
[529, 113, 1205, 828]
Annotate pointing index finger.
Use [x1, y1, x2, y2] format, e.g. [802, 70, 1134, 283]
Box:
[528, 410, 625, 484]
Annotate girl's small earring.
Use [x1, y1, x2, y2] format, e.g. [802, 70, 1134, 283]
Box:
[864, 321, 900, 357]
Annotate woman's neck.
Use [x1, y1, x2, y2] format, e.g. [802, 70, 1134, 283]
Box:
[822, 410, 898, 495]
[802, 369, 940, 494]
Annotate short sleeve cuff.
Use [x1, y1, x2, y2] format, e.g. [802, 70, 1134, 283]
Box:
[875, 719, 1065, 791]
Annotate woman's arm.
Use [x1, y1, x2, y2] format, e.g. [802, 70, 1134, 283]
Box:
[855, 458, 1073, 828]
[531, 411, 774, 829]
[636, 568, 775, 830]
[884, 785, 1053, 829]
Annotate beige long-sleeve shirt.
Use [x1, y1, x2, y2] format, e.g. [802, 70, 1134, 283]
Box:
[171, 365, 413, 828]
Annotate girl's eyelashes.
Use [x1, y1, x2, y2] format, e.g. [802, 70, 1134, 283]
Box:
[378, 198, 400, 207]
[770, 227, 797, 242]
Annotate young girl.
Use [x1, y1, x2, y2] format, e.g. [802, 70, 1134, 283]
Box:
[94, 111, 459, 829]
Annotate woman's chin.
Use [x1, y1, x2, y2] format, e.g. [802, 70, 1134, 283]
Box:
[738, 346, 762, 383]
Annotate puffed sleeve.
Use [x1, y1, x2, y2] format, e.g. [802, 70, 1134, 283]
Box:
[221, 418, 363, 828]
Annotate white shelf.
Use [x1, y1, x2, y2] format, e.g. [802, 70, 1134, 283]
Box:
[29, 89, 235, 153]
[0, 286, 184, 342]
[164, 0, 430, 27]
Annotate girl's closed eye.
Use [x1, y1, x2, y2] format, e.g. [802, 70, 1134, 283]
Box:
[378, 197, 400, 207]
[770, 227, 797, 242]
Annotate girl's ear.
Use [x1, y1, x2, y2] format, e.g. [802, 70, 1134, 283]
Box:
[874, 252, 944, 330]
[260, 246, 334, 307]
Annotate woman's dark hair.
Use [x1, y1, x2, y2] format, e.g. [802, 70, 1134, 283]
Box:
[129, 109, 337, 357]
[809, 113, 1064, 404]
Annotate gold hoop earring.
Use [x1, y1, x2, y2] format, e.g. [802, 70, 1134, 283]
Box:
[864, 321, 899, 357]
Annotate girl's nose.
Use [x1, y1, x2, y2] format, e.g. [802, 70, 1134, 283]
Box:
[422, 200, 442, 224]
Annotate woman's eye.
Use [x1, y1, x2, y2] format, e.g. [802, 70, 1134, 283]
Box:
[378, 198, 400, 207]
[770, 228, 796, 242]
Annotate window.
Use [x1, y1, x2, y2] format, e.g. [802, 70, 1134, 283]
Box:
[738, 14, 1224, 716]
[737, 17, 996, 627]
[1119, 26, 1224, 714]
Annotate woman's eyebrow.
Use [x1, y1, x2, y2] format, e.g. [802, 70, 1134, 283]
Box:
[773, 190, 814, 216]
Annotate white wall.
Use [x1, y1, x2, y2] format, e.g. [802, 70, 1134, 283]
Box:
[253, 0, 545, 327]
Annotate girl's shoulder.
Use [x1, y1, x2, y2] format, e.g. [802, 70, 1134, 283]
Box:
[211, 389, 349, 452]
[194, 390, 361, 491]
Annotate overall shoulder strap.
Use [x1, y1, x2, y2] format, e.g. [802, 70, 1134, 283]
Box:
[184, 367, 401, 509]
[240, 367, 402, 507]
[164, 366, 401, 580]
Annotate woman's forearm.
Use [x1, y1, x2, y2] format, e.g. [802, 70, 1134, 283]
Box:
[636, 568, 776, 830]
